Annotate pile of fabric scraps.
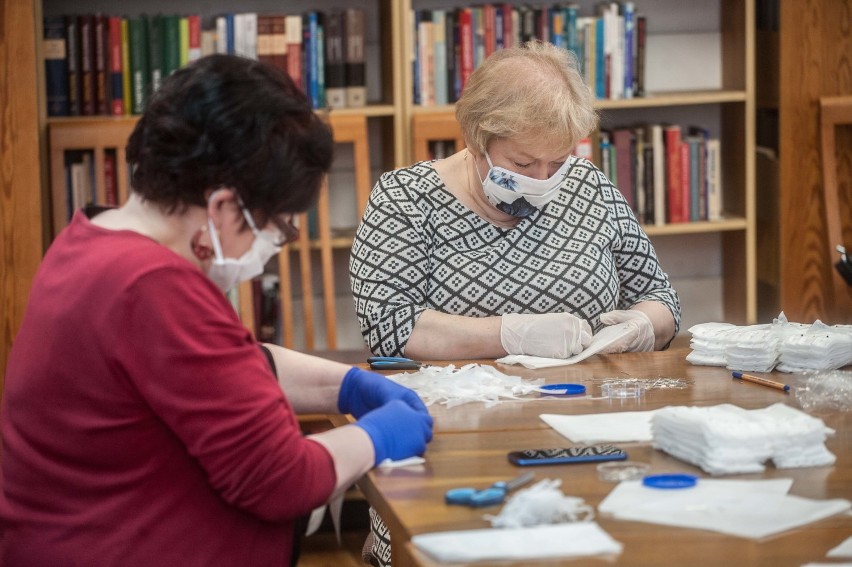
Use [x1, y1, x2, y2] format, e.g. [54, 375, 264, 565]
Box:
[386, 363, 545, 408]
[797, 370, 852, 412]
[687, 312, 852, 372]
[484, 479, 594, 528]
[652, 403, 836, 475]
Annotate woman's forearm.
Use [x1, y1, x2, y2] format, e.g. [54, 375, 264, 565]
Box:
[263, 343, 351, 414]
[403, 310, 505, 360]
[630, 301, 677, 350]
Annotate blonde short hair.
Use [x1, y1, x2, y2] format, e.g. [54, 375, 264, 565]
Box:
[455, 41, 598, 154]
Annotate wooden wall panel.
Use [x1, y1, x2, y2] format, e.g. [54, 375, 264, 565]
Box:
[0, 0, 44, 395]
[779, 0, 852, 323]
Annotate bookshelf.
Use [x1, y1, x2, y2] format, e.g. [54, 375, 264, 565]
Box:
[31, 0, 757, 352]
[401, 0, 756, 329]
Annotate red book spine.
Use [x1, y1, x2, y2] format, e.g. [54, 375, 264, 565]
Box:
[188, 14, 201, 62]
[680, 141, 691, 222]
[483, 4, 495, 57]
[459, 8, 473, 91]
[108, 16, 124, 116]
[665, 125, 684, 223]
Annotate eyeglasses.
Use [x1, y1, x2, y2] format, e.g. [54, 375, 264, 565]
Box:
[240, 205, 300, 248]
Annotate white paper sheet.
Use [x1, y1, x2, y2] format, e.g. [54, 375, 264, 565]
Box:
[599, 478, 851, 540]
[540, 410, 658, 443]
[411, 522, 622, 563]
[828, 536, 852, 558]
[496, 324, 634, 369]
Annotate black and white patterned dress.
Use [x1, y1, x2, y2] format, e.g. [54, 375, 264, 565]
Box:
[350, 156, 681, 358]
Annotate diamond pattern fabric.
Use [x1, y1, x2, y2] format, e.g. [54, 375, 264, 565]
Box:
[350, 157, 680, 357]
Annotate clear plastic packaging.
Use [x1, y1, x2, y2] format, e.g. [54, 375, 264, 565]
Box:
[795, 370, 852, 412]
[596, 461, 650, 482]
[601, 381, 646, 399]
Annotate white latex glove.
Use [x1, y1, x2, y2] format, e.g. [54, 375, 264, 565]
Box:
[598, 309, 655, 353]
[500, 313, 593, 358]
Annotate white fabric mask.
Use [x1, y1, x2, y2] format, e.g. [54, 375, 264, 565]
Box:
[477, 152, 572, 218]
[206, 206, 282, 293]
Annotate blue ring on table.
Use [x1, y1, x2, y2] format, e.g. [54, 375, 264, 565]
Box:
[540, 383, 587, 396]
[642, 474, 698, 489]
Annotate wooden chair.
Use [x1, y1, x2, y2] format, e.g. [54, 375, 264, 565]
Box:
[274, 113, 372, 351]
[411, 111, 466, 162]
[49, 119, 137, 237]
[819, 96, 852, 315]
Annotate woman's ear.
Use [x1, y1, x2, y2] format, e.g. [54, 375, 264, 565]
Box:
[205, 188, 237, 228]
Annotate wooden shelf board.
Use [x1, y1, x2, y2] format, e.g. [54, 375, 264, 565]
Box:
[643, 217, 749, 236]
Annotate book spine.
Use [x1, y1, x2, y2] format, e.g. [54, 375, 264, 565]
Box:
[324, 11, 346, 109]
[623, 2, 634, 99]
[179, 17, 189, 67]
[432, 10, 448, 106]
[148, 14, 163, 93]
[285, 15, 303, 90]
[108, 16, 124, 116]
[66, 16, 81, 116]
[94, 14, 109, 115]
[664, 125, 683, 223]
[612, 128, 635, 211]
[256, 15, 274, 67]
[651, 124, 666, 226]
[417, 11, 434, 106]
[79, 14, 96, 115]
[483, 4, 495, 57]
[129, 16, 149, 115]
[411, 9, 421, 105]
[43, 15, 70, 117]
[445, 10, 458, 103]
[269, 15, 288, 76]
[188, 15, 202, 62]
[680, 141, 691, 222]
[635, 15, 646, 97]
[458, 8, 473, 91]
[344, 8, 366, 107]
[706, 138, 722, 220]
[162, 15, 181, 78]
[120, 18, 132, 115]
[688, 137, 702, 221]
[103, 151, 117, 206]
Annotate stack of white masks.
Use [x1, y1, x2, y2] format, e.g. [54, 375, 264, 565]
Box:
[652, 403, 835, 475]
[687, 312, 852, 372]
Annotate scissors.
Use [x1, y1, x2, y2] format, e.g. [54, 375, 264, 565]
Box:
[444, 472, 535, 507]
[368, 356, 422, 370]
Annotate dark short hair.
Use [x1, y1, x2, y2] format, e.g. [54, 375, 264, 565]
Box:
[127, 54, 333, 225]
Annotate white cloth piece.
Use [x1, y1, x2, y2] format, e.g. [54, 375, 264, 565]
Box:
[411, 522, 622, 563]
[484, 479, 594, 528]
[599, 478, 851, 540]
[378, 456, 426, 468]
[541, 410, 657, 444]
[828, 536, 852, 558]
[497, 324, 634, 369]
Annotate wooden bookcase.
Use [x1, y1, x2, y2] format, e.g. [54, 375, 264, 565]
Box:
[401, 0, 756, 327]
[31, 0, 757, 352]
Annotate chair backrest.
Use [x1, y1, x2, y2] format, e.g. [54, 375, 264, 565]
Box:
[819, 96, 852, 314]
[411, 112, 466, 162]
[273, 113, 372, 351]
[49, 119, 137, 237]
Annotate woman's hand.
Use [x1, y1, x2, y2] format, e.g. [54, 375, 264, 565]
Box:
[500, 312, 593, 358]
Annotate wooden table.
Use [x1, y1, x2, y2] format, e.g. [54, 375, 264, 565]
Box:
[357, 348, 852, 567]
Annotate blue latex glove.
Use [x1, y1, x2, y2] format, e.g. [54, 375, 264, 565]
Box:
[338, 367, 428, 418]
[354, 400, 434, 466]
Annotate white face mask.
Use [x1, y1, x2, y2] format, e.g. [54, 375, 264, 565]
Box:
[206, 206, 282, 293]
[477, 152, 572, 218]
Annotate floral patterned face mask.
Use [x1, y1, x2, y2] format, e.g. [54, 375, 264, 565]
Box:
[476, 151, 572, 218]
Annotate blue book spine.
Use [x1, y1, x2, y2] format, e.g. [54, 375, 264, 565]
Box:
[44, 16, 70, 116]
[226, 14, 235, 55]
[566, 5, 578, 56]
[494, 7, 504, 50]
[595, 18, 605, 99]
[623, 2, 635, 99]
[307, 12, 319, 108]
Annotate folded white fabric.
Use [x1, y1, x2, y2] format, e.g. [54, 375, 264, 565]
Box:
[652, 403, 835, 475]
[497, 323, 633, 369]
[687, 312, 852, 373]
[541, 410, 657, 444]
[599, 478, 851, 540]
[411, 522, 622, 563]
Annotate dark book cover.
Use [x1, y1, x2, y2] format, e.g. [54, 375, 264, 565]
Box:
[65, 16, 81, 115]
[128, 15, 150, 114]
[343, 8, 366, 107]
[162, 15, 181, 79]
[108, 16, 124, 116]
[148, 14, 164, 93]
[324, 11, 346, 109]
[79, 14, 96, 115]
[43, 15, 69, 116]
[94, 14, 109, 115]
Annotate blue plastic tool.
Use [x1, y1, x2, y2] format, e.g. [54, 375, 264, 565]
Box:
[445, 472, 535, 507]
[367, 356, 422, 370]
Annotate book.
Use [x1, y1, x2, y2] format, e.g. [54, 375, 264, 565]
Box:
[344, 8, 366, 108]
[641, 127, 656, 224]
[256, 15, 275, 68]
[148, 14, 163, 94]
[303, 11, 319, 107]
[121, 18, 132, 115]
[573, 137, 594, 162]
[179, 17, 189, 66]
[686, 135, 703, 221]
[445, 9, 459, 103]
[108, 16, 124, 116]
[650, 124, 666, 226]
[234, 13, 257, 60]
[664, 125, 684, 223]
[79, 14, 96, 115]
[94, 14, 109, 115]
[43, 15, 70, 117]
[215, 16, 228, 54]
[416, 10, 434, 106]
[65, 16, 81, 115]
[623, 2, 634, 99]
[324, 11, 346, 109]
[269, 15, 288, 75]
[103, 150, 118, 206]
[162, 15, 181, 79]
[285, 15, 303, 89]
[458, 8, 474, 91]
[432, 10, 448, 106]
[706, 138, 722, 220]
[634, 14, 646, 96]
[128, 15, 149, 115]
[187, 15, 202, 62]
[612, 128, 636, 211]
[679, 140, 691, 222]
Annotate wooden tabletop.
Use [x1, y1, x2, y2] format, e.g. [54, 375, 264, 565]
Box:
[357, 348, 852, 567]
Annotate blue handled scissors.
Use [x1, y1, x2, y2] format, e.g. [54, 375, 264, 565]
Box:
[368, 356, 422, 370]
[444, 472, 535, 507]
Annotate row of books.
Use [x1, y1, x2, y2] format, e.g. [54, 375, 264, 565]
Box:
[425, 123, 723, 226]
[62, 150, 121, 221]
[588, 124, 723, 225]
[412, 1, 645, 106]
[43, 9, 366, 117]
